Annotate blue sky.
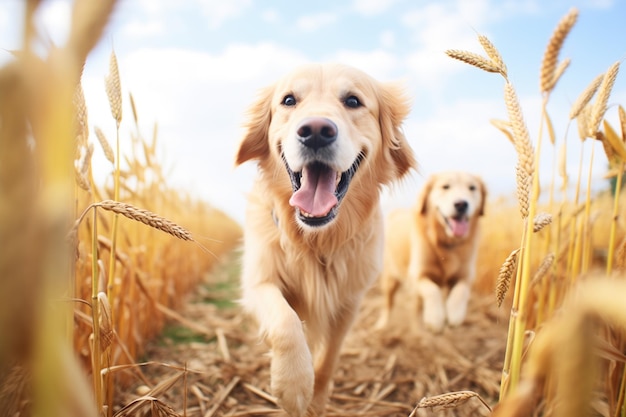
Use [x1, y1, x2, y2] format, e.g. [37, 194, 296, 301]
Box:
[1, 0, 625, 223]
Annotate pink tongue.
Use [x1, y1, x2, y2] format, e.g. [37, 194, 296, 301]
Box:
[289, 165, 338, 217]
[450, 218, 469, 237]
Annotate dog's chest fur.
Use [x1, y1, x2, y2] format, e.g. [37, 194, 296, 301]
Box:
[417, 223, 478, 287]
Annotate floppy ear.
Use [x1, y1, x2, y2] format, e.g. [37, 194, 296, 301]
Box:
[476, 176, 488, 216]
[378, 82, 417, 182]
[235, 85, 274, 166]
[417, 175, 434, 215]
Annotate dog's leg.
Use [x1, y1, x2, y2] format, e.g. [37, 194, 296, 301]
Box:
[375, 273, 399, 329]
[446, 281, 471, 327]
[245, 283, 314, 417]
[309, 304, 360, 416]
[416, 278, 446, 332]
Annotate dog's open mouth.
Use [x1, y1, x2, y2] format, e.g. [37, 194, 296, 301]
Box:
[284, 155, 363, 227]
[441, 212, 470, 238]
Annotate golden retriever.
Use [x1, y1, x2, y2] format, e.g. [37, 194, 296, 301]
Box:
[376, 171, 486, 333]
[234, 63, 416, 416]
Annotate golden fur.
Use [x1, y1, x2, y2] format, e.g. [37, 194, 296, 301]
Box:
[377, 171, 486, 332]
[234, 63, 416, 416]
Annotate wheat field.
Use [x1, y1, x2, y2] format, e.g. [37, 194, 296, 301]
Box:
[0, 3, 625, 417]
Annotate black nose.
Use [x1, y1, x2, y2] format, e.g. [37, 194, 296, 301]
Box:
[296, 117, 338, 150]
[454, 200, 468, 214]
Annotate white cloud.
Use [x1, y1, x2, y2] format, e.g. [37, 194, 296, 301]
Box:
[400, 0, 497, 89]
[352, 0, 399, 16]
[122, 19, 164, 37]
[196, 0, 253, 29]
[296, 12, 337, 32]
[331, 49, 401, 80]
[261, 9, 280, 23]
[379, 30, 395, 49]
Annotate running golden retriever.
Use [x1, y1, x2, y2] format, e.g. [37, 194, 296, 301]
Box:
[376, 171, 486, 333]
[234, 63, 416, 416]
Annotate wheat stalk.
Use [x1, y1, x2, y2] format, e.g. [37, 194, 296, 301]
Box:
[588, 61, 620, 136]
[496, 249, 521, 307]
[540, 7, 578, 93]
[445, 49, 503, 74]
[105, 51, 122, 127]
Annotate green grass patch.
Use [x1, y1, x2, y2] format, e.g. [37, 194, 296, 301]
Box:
[159, 324, 214, 345]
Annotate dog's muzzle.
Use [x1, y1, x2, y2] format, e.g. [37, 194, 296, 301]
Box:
[283, 117, 363, 227]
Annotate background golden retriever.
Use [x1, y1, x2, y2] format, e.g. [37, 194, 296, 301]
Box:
[234, 63, 416, 416]
[377, 171, 486, 333]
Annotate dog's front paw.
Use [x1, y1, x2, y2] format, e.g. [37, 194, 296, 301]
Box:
[417, 279, 446, 333]
[271, 342, 314, 417]
[446, 282, 470, 327]
[422, 298, 446, 333]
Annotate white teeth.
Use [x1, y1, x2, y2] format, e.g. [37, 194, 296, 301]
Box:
[335, 172, 341, 187]
[300, 209, 332, 218]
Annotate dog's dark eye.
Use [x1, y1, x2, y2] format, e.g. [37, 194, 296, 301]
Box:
[282, 94, 297, 106]
[442, 184, 450, 190]
[344, 95, 361, 108]
[469, 185, 477, 191]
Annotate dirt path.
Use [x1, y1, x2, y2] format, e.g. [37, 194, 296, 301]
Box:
[114, 250, 509, 417]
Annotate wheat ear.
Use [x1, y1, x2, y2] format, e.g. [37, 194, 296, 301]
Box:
[588, 61, 620, 136]
[533, 212, 553, 233]
[619, 105, 626, 141]
[73, 82, 88, 150]
[540, 7, 578, 93]
[94, 126, 115, 164]
[569, 73, 604, 120]
[96, 200, 193, 241]
[417, 391, 491, 412]
[105, 51, 122, 126]
[504, 81, 534, 218]
[531, 253, 555, 287]
[477, 34, 507, 77]
[445, 49, 503, 74]
[543, 58, 571, 94]
[496, 248, 521, 307]
[576, 104, 591, 141]
[490, 119, 515, 145]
